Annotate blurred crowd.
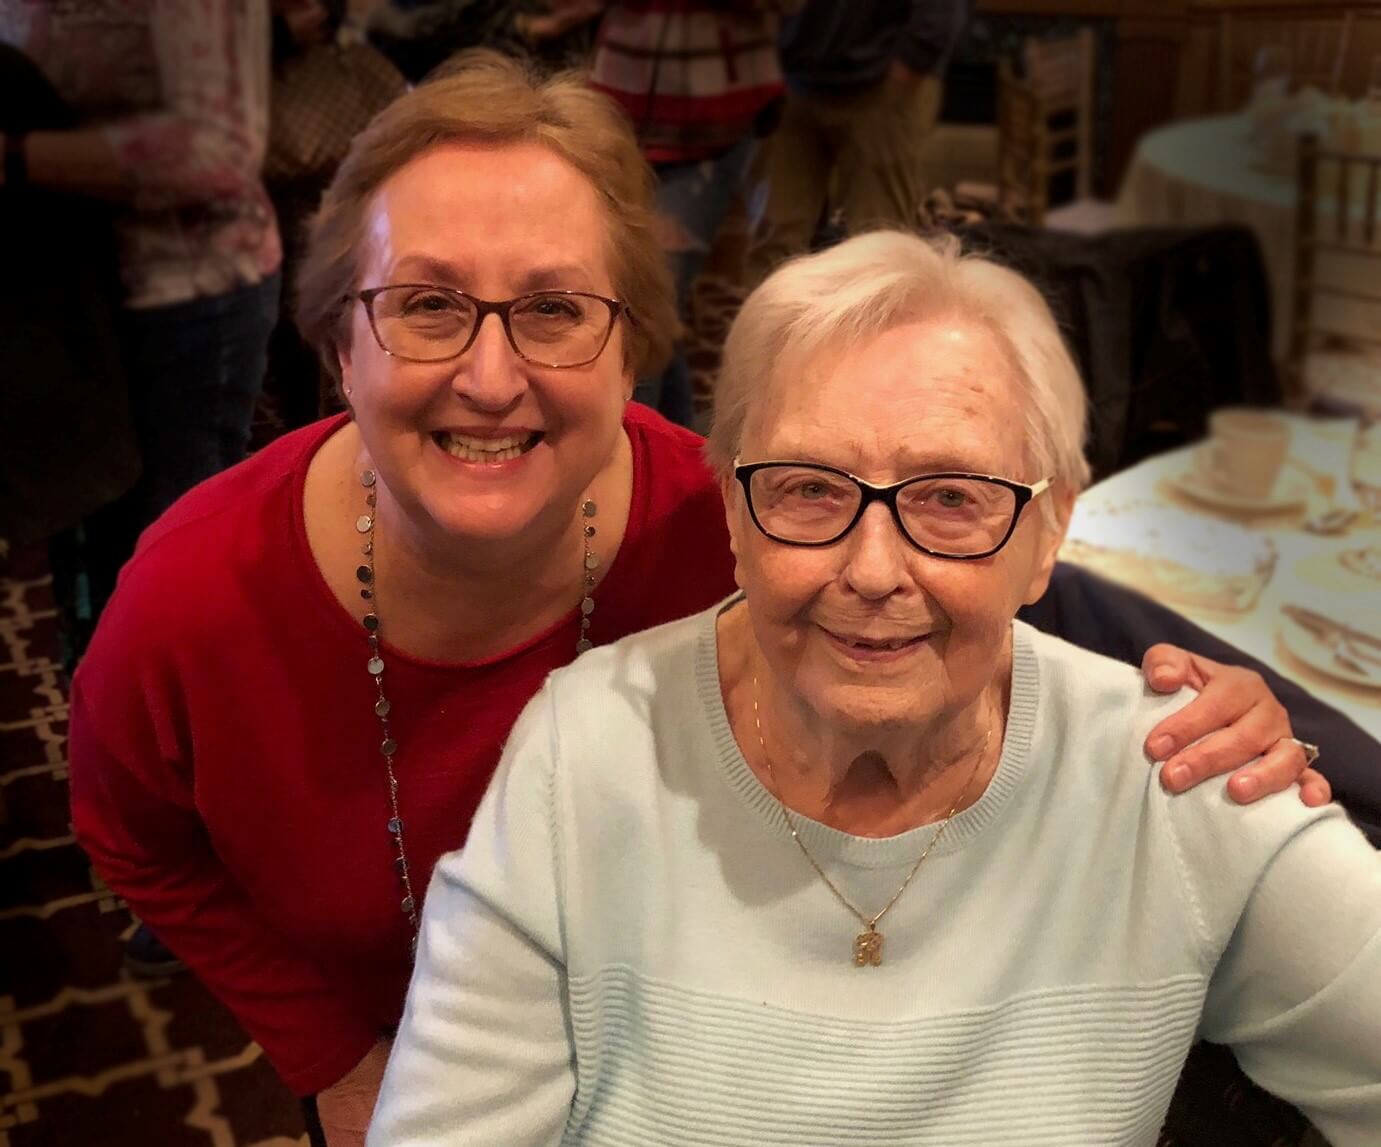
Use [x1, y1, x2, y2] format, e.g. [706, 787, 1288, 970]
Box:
[0, 0, 972, 668]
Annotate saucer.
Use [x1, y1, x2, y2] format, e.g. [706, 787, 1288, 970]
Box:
[1279, 612, 1381, 690]
[1168, 468, 1312, 514]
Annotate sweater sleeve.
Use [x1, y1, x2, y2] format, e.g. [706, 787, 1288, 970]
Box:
[1182, 798, 1381, 1144]
[67, 668, 379, 1097]
[369, 684, 573, 1147]
[100, 0, 269, 210]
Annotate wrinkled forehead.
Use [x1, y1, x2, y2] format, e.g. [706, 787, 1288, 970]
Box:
[740, 317, 1035, 478]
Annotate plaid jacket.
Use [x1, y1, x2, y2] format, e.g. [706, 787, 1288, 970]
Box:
[590, 1, 785, 164]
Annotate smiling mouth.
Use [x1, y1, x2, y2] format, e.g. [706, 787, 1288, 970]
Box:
[823, 628, 930, 653]
[433, 430, 544, 463]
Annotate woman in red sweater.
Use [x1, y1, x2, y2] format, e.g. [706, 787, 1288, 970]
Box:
[67, 51, 1326, 1147]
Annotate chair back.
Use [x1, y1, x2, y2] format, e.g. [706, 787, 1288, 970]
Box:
[1288, 133, 1381, 399]
[1218, 9, 1354, 111]
[996, 28, 1096, 225]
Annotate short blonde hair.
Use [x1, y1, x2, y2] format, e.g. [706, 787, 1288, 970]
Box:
[707, 231, 1091, 500]
[296, 49, 679, 384]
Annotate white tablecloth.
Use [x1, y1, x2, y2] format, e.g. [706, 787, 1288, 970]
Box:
[1116, 115, 1379, 361]
[1062, 415, 1381, 742]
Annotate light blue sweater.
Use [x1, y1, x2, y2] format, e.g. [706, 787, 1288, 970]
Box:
[371, 603, 1381, 1146]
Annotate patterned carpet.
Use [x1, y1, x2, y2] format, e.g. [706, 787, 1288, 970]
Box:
[0, 273, 1322, 1145]
[0, 544, 308, 1146]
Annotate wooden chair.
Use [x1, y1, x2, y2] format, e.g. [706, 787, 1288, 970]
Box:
[1218, 10, 1354, 111]
[1287, 133, 1381, 414]
[993, 28, 1117, 233]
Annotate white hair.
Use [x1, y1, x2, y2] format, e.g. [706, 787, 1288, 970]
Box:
[706, 231, 1092, 510]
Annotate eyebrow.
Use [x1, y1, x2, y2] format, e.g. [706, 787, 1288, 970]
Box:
[758, 448, 1004, 476]
[388, 255, 599, 293]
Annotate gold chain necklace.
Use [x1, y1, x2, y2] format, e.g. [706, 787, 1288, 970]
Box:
[752, 677, 988, 967]
[355, 468, 599, 945]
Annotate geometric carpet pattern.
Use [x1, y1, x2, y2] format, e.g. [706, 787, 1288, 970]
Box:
[0, 559, 308, 1147]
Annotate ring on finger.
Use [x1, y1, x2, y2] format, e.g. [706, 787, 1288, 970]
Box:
[1279, 736, 1321, 766]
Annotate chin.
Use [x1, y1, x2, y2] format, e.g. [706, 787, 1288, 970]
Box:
[800, 676, 941, 736]
[426, 495, 552, 544]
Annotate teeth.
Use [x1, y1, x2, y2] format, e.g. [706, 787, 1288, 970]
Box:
[848, 637, 913, 650]
[439, 432, 536, 463]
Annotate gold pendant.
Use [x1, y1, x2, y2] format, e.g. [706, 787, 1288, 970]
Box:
[853, 927, 883, 967]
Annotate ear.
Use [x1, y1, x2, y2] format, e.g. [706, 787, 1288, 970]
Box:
[1020, 482, 1076, 606]
[720, 470, 748, 592]
[337, 340, 354, 399]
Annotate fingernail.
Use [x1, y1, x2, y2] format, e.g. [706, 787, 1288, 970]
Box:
[1148, 735, 1174, 759]
[1152, 668, 1175, 688]
[1166, 764, 1189, 791]
[1234, 775, 1259, 799]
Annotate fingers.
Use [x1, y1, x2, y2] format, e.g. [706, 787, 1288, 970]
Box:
[1146, 665, 1280, 764]
[1140, 643, 1196, 694]
[1298, 767, 1333, 807]
[1157, 690, 1290, 795]
[1220, 736, 1308, 803]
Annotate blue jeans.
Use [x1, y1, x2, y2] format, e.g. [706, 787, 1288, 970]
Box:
[120, 273, 283, 523]
[52, 273, 281, 667]
[634, 138, 756, 429]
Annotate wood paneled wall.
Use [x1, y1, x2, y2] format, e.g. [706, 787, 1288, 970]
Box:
[976, 0, 1381, 188]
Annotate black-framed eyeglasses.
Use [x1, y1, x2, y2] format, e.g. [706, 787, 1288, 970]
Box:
[345, 284, 630, 369]
[733, 459, 1053, 560]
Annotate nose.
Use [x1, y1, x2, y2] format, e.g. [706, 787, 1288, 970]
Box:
[840, 503, 912, 600]
[450, 312, 527, 413]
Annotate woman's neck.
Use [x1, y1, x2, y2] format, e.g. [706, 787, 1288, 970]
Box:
[371, 488, 585, 660]
[720, 604, 1008, 837]
[306, 422, 632, 663]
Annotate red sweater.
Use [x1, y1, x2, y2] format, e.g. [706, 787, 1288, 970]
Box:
[68, 405, 737, 1096]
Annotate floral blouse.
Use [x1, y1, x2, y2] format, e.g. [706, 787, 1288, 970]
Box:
[1, 0, 282, 308]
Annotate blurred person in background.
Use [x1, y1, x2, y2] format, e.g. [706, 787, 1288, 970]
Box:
[264, 0, 406, 428]
[747, 0, 971, 284]
[0, 0, 282, 665]
[366, 0, 600, 82]
[585, 0, 788, 427]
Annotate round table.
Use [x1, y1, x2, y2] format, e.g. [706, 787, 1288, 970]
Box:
[1062, 414, 1381, 742]
[1116, 114, 1378, 362]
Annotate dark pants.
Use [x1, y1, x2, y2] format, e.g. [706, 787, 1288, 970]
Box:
[633, 137, 756, 429]
[51, 273, 280, 667]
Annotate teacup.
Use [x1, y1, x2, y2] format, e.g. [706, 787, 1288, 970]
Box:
[1193, 409, 1290, 500]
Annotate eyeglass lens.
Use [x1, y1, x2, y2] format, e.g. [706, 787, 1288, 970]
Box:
[747, 465, 1021, 556]
[368, 287, 611, 366]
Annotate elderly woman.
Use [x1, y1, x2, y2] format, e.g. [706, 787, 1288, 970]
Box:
[370, 232, 1381, 1145]
[68, 52, 1348, 1147]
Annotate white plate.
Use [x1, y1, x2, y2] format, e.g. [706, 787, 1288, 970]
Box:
[1279, 613, 1381, 690]
[1167, 468, 1312, 514]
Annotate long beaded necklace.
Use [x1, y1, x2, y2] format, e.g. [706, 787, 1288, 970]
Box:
[355, 468, 599, 943]
[752, 677, 989, 967]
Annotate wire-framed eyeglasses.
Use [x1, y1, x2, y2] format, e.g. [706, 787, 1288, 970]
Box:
[345, 284, 630, 369]
[733, 460, 1053, 560]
